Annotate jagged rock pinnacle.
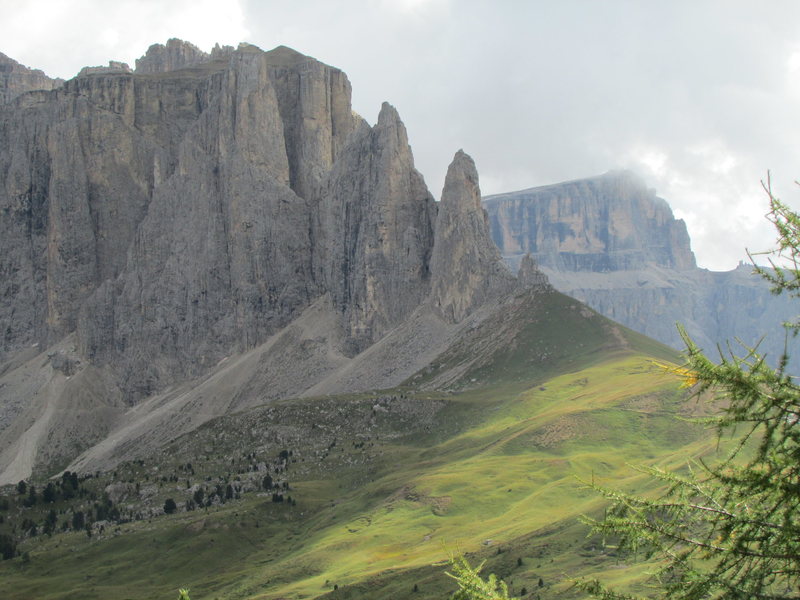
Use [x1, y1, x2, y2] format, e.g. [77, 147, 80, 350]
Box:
[314, 101, 436, 354]
[517, 253, 551, 290]
[441, 149, 482, 213]
[430, 150, 514, 323]
[134, 38, 211, 74]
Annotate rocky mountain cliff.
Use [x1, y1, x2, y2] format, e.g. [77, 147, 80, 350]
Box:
[0, 41, 550, 483]
[0, 52, 63, 104]
[2, 43, 359, 383]
[430, 150, 516, 322]
[485, 171, 796, 359]
[486, 170, 696, 272]
[134, 38, 234, 74]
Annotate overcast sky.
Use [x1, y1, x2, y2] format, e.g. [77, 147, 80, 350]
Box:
[1, 0, 798, 271]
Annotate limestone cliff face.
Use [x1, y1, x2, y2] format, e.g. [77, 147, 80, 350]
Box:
[0, 41, 536, 478]
[546, 265, 797, 359]
[0, 52, 63, 104]
[1, 41, 522, 400]
[485, 170, 696, 272]
[431, 151, 515, 322]
[314, 103, 437, 354]
[134, 38, 219, 74]
[0, 42, 359, 393]
[78, 45, 360, 394]
[485, 172, 796, 361]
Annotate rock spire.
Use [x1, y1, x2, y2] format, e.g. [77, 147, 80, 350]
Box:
[430, 150, 515, 322]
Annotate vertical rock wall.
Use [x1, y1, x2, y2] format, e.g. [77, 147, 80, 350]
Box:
[1, 43, 359, 393]
[314, 103, 437, 354]
[485, 170, 696, 272]
[1, 40, 527, 400]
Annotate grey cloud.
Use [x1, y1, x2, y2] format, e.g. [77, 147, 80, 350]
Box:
[3, 0, 799, 270]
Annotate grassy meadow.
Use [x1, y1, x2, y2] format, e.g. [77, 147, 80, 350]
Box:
[0, 294, 724, 599]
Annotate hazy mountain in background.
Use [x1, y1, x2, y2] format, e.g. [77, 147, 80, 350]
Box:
[484, 170, 796, 361]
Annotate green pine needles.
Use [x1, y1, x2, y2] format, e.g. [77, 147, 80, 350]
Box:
[579, 182, 800, 599]
[446, 555, 518, 600]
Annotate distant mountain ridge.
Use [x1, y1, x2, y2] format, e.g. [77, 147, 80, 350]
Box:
[485, 170, 695, 272]
[484, 172, 796, 360]
[0, 52, 63, 104]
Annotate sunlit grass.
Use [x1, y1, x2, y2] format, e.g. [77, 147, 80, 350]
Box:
[0, 298, 717, 599]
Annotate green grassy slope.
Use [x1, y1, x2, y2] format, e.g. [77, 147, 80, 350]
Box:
[0, 291, 713, 599]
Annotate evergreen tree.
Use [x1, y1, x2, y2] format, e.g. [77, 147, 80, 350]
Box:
[0, 533, 16, 560]
[43, 509, 57, 535]
[580, 182, 800, 599]
[61, 471, 78, 499]
[42, 482, 57, 503]
[23, 485, 37, 507]
[446, 555, 517, 600]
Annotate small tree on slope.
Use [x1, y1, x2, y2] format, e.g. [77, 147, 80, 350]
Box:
[580, 180, 800, 599]
[447, 555, 518, 600]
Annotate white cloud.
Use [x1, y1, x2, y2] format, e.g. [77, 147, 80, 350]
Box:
[0, 0, 249, 77]
[634, 148, 669, 179]
[382, 0, 450, 14]
[786, 48, 800, 98]
[687, 142, 740, 176]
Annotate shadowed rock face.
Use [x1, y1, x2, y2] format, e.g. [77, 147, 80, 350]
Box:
[314, 102, 437, 354]
[0, 41, 553, 479]
[0, 41, 533, 398]
[0, 42, 359, 393]
[485, 172, 796, 361]
[431, 150, 515, 322]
